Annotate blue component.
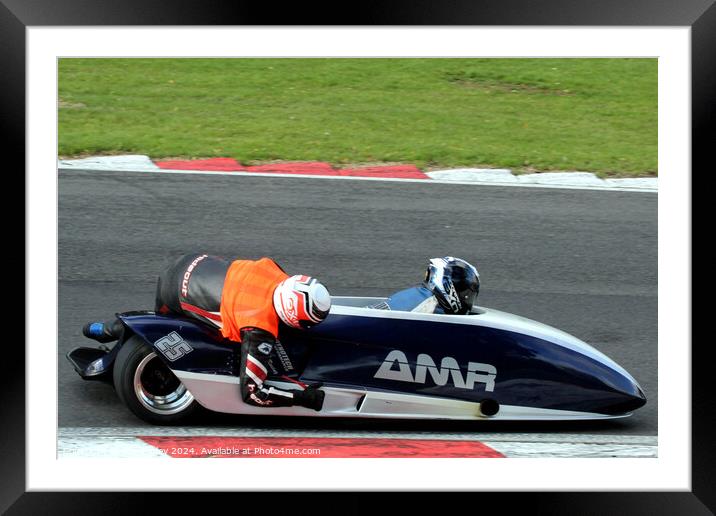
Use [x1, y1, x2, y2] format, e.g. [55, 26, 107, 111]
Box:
[117, 309, 646, 416]
[383, 286, 445, 313]
[88, 322, 104, 336]
[290, 313, 646, 415]
[119, 313, 237, 376]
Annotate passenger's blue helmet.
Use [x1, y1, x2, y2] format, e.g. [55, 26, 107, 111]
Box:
[424, 257, 480, 315]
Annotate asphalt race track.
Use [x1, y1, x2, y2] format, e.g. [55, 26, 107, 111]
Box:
[58, 169, 657, 436]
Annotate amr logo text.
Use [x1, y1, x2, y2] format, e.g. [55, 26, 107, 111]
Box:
[374, 350, 497, 392]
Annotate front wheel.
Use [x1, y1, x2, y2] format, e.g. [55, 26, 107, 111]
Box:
[113, 335, 200, 425]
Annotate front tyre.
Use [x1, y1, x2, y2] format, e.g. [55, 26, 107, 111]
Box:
[113, 335, 200, 425]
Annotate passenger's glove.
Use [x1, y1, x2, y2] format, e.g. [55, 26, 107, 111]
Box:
[293, 383, 325, 411]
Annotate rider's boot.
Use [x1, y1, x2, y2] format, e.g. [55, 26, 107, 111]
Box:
[82, 318, 124, 343]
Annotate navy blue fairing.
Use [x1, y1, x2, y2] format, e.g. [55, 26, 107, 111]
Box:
[118, 311, 645, 415]
[118, 313, 235, 375]
[117, 312, 311, 379]
[281, 313, 645, 415]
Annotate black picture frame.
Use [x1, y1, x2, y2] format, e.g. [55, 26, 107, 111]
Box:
[8, 0, 710, 513]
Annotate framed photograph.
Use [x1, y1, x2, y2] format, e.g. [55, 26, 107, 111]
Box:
[9, 0, 708, 512]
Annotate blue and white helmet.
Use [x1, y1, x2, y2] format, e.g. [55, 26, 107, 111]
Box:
[424, 257, 480, 315]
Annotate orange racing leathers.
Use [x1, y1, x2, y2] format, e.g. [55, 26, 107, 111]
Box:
[154, 253, 322, 410]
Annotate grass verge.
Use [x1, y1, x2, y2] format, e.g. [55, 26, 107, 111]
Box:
[59, 58, 657, 177]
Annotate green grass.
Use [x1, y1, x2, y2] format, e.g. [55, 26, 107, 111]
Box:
[58, 58, 657, 177]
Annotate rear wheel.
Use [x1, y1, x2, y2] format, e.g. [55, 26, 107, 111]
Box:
[113, 335, 200, 425]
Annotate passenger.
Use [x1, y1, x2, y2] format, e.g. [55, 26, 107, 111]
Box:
[372, 256, 480, 314]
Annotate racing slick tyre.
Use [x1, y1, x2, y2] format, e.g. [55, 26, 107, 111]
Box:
[113, 335, 200, 425]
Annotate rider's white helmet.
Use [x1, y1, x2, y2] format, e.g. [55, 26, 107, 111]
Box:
[273, 275, 331, 329]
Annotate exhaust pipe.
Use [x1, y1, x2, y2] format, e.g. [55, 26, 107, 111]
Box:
[480, 398, 500, 417]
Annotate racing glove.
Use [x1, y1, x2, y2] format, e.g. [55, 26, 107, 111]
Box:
[292, 383, 325, 411]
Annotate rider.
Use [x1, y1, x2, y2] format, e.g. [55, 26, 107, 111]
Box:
[373, 256, 480, 314]
[82, 253, 331, 411]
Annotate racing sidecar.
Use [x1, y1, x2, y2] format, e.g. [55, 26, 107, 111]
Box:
[67, 296, 647, 425]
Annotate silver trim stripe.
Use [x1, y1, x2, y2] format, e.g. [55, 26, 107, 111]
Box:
[172, 371, 626, 422]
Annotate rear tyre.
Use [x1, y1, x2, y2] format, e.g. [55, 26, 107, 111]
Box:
[113, 335, 200, 425]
